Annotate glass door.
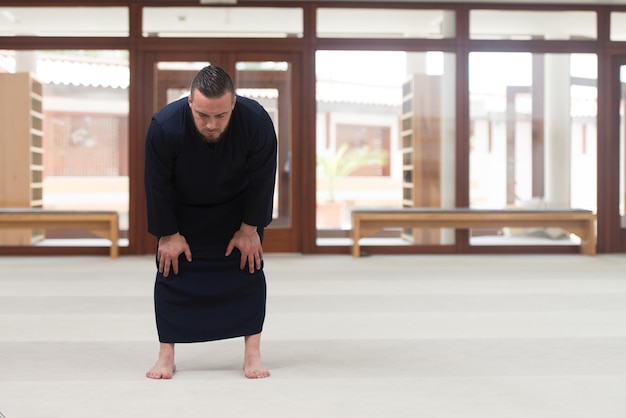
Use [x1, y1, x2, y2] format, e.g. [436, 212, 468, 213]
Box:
[233, 59, 298, 252]
[137, 52, 301, 253]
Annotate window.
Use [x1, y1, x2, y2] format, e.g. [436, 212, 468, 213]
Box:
[143, 7, 303, 38]
[470, 10, 596, 40]
[469, 52, 597, 246]
[0, 49, 129, 247]
[0, 7, 128, 37]
[317, 8, 455, 39]
[611, 12, 626, 41]
[315, 50, 456, 245]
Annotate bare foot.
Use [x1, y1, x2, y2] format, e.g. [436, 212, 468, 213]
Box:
[146, 343, 176, 379]
[243, 334, 269, 379]
[244, 353, 270, 379]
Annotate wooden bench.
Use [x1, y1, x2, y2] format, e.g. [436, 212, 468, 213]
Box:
[351, 208, 596, 257]
[0, 208, 119, 258]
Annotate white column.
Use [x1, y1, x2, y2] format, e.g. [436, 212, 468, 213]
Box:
[439, 12, 456, 243]
[543, 53, 571, 209]
[14, 51, 38, 74]
[405, 54, 427, 74]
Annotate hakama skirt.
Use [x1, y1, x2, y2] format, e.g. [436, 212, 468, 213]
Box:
[153, 247, 266, 343]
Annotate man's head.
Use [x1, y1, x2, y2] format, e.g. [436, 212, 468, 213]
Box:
[188, 65, 236, 143]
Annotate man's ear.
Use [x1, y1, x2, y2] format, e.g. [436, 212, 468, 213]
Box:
[188, 95, 193, 107]
[232, 95, 236, 110]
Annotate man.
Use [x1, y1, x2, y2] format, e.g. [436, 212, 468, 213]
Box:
[144, 65, 277, 379]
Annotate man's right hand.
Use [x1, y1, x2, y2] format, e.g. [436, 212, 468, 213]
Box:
[157, 232, 192, 277]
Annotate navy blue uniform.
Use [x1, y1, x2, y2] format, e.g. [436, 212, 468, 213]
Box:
[144, 95, 277, 343]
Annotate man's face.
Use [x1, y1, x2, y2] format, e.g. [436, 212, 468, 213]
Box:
[188, 90, 235, 143]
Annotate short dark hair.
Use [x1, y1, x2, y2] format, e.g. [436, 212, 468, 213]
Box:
[190, 65, 235, 99]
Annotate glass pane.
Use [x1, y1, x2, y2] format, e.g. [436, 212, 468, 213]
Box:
[153, 61, 209, 111]
[470, 10, 596, 40]
[0, 7, 128, 37]
[317, 8, 455, 39]
[0, 50, 129, 247]
[143, 7, 303, 38]
[236, 62, 292, 227]
[611, 13, 626, 41]
[469, 52, 597, 246]
[316, 50, 456, 246]
[619, 65, 626, 222]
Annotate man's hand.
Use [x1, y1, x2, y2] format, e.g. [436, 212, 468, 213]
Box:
[225, 223, 263, 274]
[157, 232, 192, 277]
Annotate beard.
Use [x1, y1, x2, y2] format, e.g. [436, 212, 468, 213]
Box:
[196, 121, 229, 144]
[200, 129, 225, 144]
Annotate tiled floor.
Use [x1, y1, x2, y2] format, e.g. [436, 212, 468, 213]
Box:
[1, 253, 626, 418]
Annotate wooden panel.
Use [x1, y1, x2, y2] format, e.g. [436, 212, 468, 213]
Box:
[0, 73, 44, 244]
[401, 74, 442, 244]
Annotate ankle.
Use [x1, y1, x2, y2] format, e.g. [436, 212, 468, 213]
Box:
[245, 346, 263, 360]
[158, 343, 175, 358]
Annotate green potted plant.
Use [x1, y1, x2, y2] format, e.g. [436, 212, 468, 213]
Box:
[316, 144, 388, 228]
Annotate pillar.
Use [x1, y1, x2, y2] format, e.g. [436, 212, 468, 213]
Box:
[543, 53, 571, 209]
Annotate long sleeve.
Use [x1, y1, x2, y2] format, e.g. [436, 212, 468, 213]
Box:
[144, 118, 180, 237]
[144, 95, 277, 241]
[242, 110, 278, 228]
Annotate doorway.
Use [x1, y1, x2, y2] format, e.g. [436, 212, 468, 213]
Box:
[137, 53, 302, 253]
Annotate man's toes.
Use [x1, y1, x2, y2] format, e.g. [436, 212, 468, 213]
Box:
[147, 369, 170, 379]
[246, 369, 270, 379]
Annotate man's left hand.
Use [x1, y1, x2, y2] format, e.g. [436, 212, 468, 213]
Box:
[226, 223, 263, 273]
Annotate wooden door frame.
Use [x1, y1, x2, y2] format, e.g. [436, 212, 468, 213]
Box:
[236, 68, 292, 229]
[130, 51, 304, 254]
[597, 54, 626, 252]
[228, 53, 303, 252]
